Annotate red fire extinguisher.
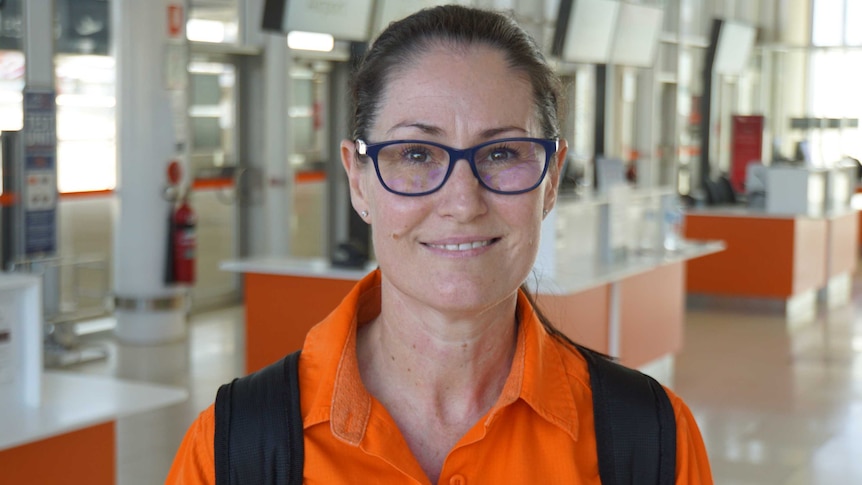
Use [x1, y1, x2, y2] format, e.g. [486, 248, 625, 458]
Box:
[171, 197, 197, 284]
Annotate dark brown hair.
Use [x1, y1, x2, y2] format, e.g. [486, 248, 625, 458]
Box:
[348, 5, 562, 142]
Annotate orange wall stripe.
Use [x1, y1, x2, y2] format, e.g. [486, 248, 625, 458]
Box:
[296, 170, 326, 184]
[192, 177, 234, 190]
[0, 192, 16, 206]
[59, 189, 115, 199]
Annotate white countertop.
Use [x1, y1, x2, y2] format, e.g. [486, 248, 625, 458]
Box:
[221, 257, 376, 280]
[222, 241, 725, 296]
[0, 372, 188, 450]
[686, 205, 857, 220]
[531, 240, 726, 295]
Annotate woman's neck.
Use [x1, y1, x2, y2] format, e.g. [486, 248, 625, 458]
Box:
[356, 293, 519, 422]
[355, 290, 520, 484]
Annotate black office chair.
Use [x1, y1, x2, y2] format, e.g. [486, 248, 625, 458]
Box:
[704, 178, 721, 205]
[717, 175, 737, 204]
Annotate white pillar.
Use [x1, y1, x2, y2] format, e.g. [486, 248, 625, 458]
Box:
[23, 0, 53, 86]
[112, 0, 189, 343]
[262, 34, 293, 257]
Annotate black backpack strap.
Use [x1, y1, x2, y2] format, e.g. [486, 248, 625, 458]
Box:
[214, 350, 304, 485]
[581, 348, 676, 485]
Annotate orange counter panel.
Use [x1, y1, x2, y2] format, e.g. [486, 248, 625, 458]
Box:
[620, 262, 684, 368]
[858, 211, 862, 246]
[684, 214, 827, 299]
[533, 285, 610, 355]
[0, 421, 115, 485]
[531, 263, 687, 368]
[245, 273, 357, 373]
[829, 211, 859, 277]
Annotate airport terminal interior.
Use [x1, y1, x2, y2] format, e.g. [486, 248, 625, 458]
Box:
[2, 0, 862, 483]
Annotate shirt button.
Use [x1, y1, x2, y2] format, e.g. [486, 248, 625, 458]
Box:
[450, 474, 466, 485]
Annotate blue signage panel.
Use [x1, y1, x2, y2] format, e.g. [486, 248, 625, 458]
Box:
[24, 210, 56, 254]
[22, 89, 57, 257]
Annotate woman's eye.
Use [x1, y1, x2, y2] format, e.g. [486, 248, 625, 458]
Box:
[402, 147, 432, 163]
[407, 151, 428, 162]
[489, 148, 518, 161]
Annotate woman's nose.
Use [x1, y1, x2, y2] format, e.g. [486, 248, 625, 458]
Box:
[436, 157, 488, 220]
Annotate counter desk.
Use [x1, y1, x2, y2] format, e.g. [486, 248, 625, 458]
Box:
[223, 240, 723, 375]
[0, 372, 187, 485]
[684, 207, 858, 322]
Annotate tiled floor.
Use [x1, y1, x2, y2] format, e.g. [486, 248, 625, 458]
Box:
[66, 274, 862, 484]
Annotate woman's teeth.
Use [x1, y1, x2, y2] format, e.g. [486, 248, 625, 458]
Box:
[429, 240, 491, 251]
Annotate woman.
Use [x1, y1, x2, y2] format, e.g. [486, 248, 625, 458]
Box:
[168, 5, 713, 484]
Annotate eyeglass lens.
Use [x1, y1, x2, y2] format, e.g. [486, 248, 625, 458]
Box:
[375, 140, 547, 194]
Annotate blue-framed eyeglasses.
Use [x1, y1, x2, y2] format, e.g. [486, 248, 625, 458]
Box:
[355, 137, 559, 196]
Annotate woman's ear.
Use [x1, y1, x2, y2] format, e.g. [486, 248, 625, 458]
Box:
[543, 139, 568, 214]
[341, 139, 370, 219]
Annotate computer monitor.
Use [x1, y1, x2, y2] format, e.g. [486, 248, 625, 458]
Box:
[609, 3, 664, 67]
[714, 20, 756, 75]
[370, 0, 471, 38]
[551, 0, 619, 64]
[261, 0, 374, 42]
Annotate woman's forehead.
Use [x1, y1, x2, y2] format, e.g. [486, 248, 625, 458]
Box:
[373, 45, 536, 136]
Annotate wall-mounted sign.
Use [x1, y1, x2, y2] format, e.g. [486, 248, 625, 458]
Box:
[22, 88, 57, 256]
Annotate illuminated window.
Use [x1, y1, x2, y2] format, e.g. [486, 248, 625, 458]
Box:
[813, 0, 845, 46]
[848, 0, 862, 45]
[810, 0, 862, 162]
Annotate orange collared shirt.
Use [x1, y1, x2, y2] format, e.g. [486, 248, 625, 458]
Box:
[167, 269, 713, 484]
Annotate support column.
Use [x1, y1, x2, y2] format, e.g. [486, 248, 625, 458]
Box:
[262, 34, 293, 257]
[22, 0, 60, 320]
[635, 68, 658, 188]
[112, 0, 189, 343]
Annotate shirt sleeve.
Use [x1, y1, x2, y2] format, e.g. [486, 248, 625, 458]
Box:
[165, 404, 217, 485]
[665, 388, 714, 484]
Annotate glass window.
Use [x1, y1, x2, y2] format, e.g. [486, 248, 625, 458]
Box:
[809, 49, 862, 164]
[813, 0, 845, 46]
[0, 51, 24, 131]
[55, 55, 116, 193]
[847, 0, 862, 45]
[187, 0, 239, 44]
[0, 52, 118, 194]
[188, 60, 237, 172]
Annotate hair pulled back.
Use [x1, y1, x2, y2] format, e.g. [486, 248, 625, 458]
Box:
[348, 5, 562, 142]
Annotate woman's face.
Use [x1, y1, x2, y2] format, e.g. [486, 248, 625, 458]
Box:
[342, 44, 566, 316]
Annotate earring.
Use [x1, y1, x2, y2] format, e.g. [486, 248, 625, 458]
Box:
[543, 209, 549, 217]
[360, 210, 369, 218]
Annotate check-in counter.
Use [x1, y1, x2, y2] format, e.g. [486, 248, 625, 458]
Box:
[0, 273, 188, 485]
[684, 207, 858, 322]
[224, 187, 723, 375]
[0, 373, 188, 485]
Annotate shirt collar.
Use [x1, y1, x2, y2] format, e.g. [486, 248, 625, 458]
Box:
[302, 270, 580, 445]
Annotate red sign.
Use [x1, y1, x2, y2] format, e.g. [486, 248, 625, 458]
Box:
[168, 5, 184, 38]
[730, 115, 764, 193]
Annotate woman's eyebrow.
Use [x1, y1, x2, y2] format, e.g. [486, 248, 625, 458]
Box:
[385, 122, 442, 136]
[479, 126, 528, 139]
[384, 123, 528, 139]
